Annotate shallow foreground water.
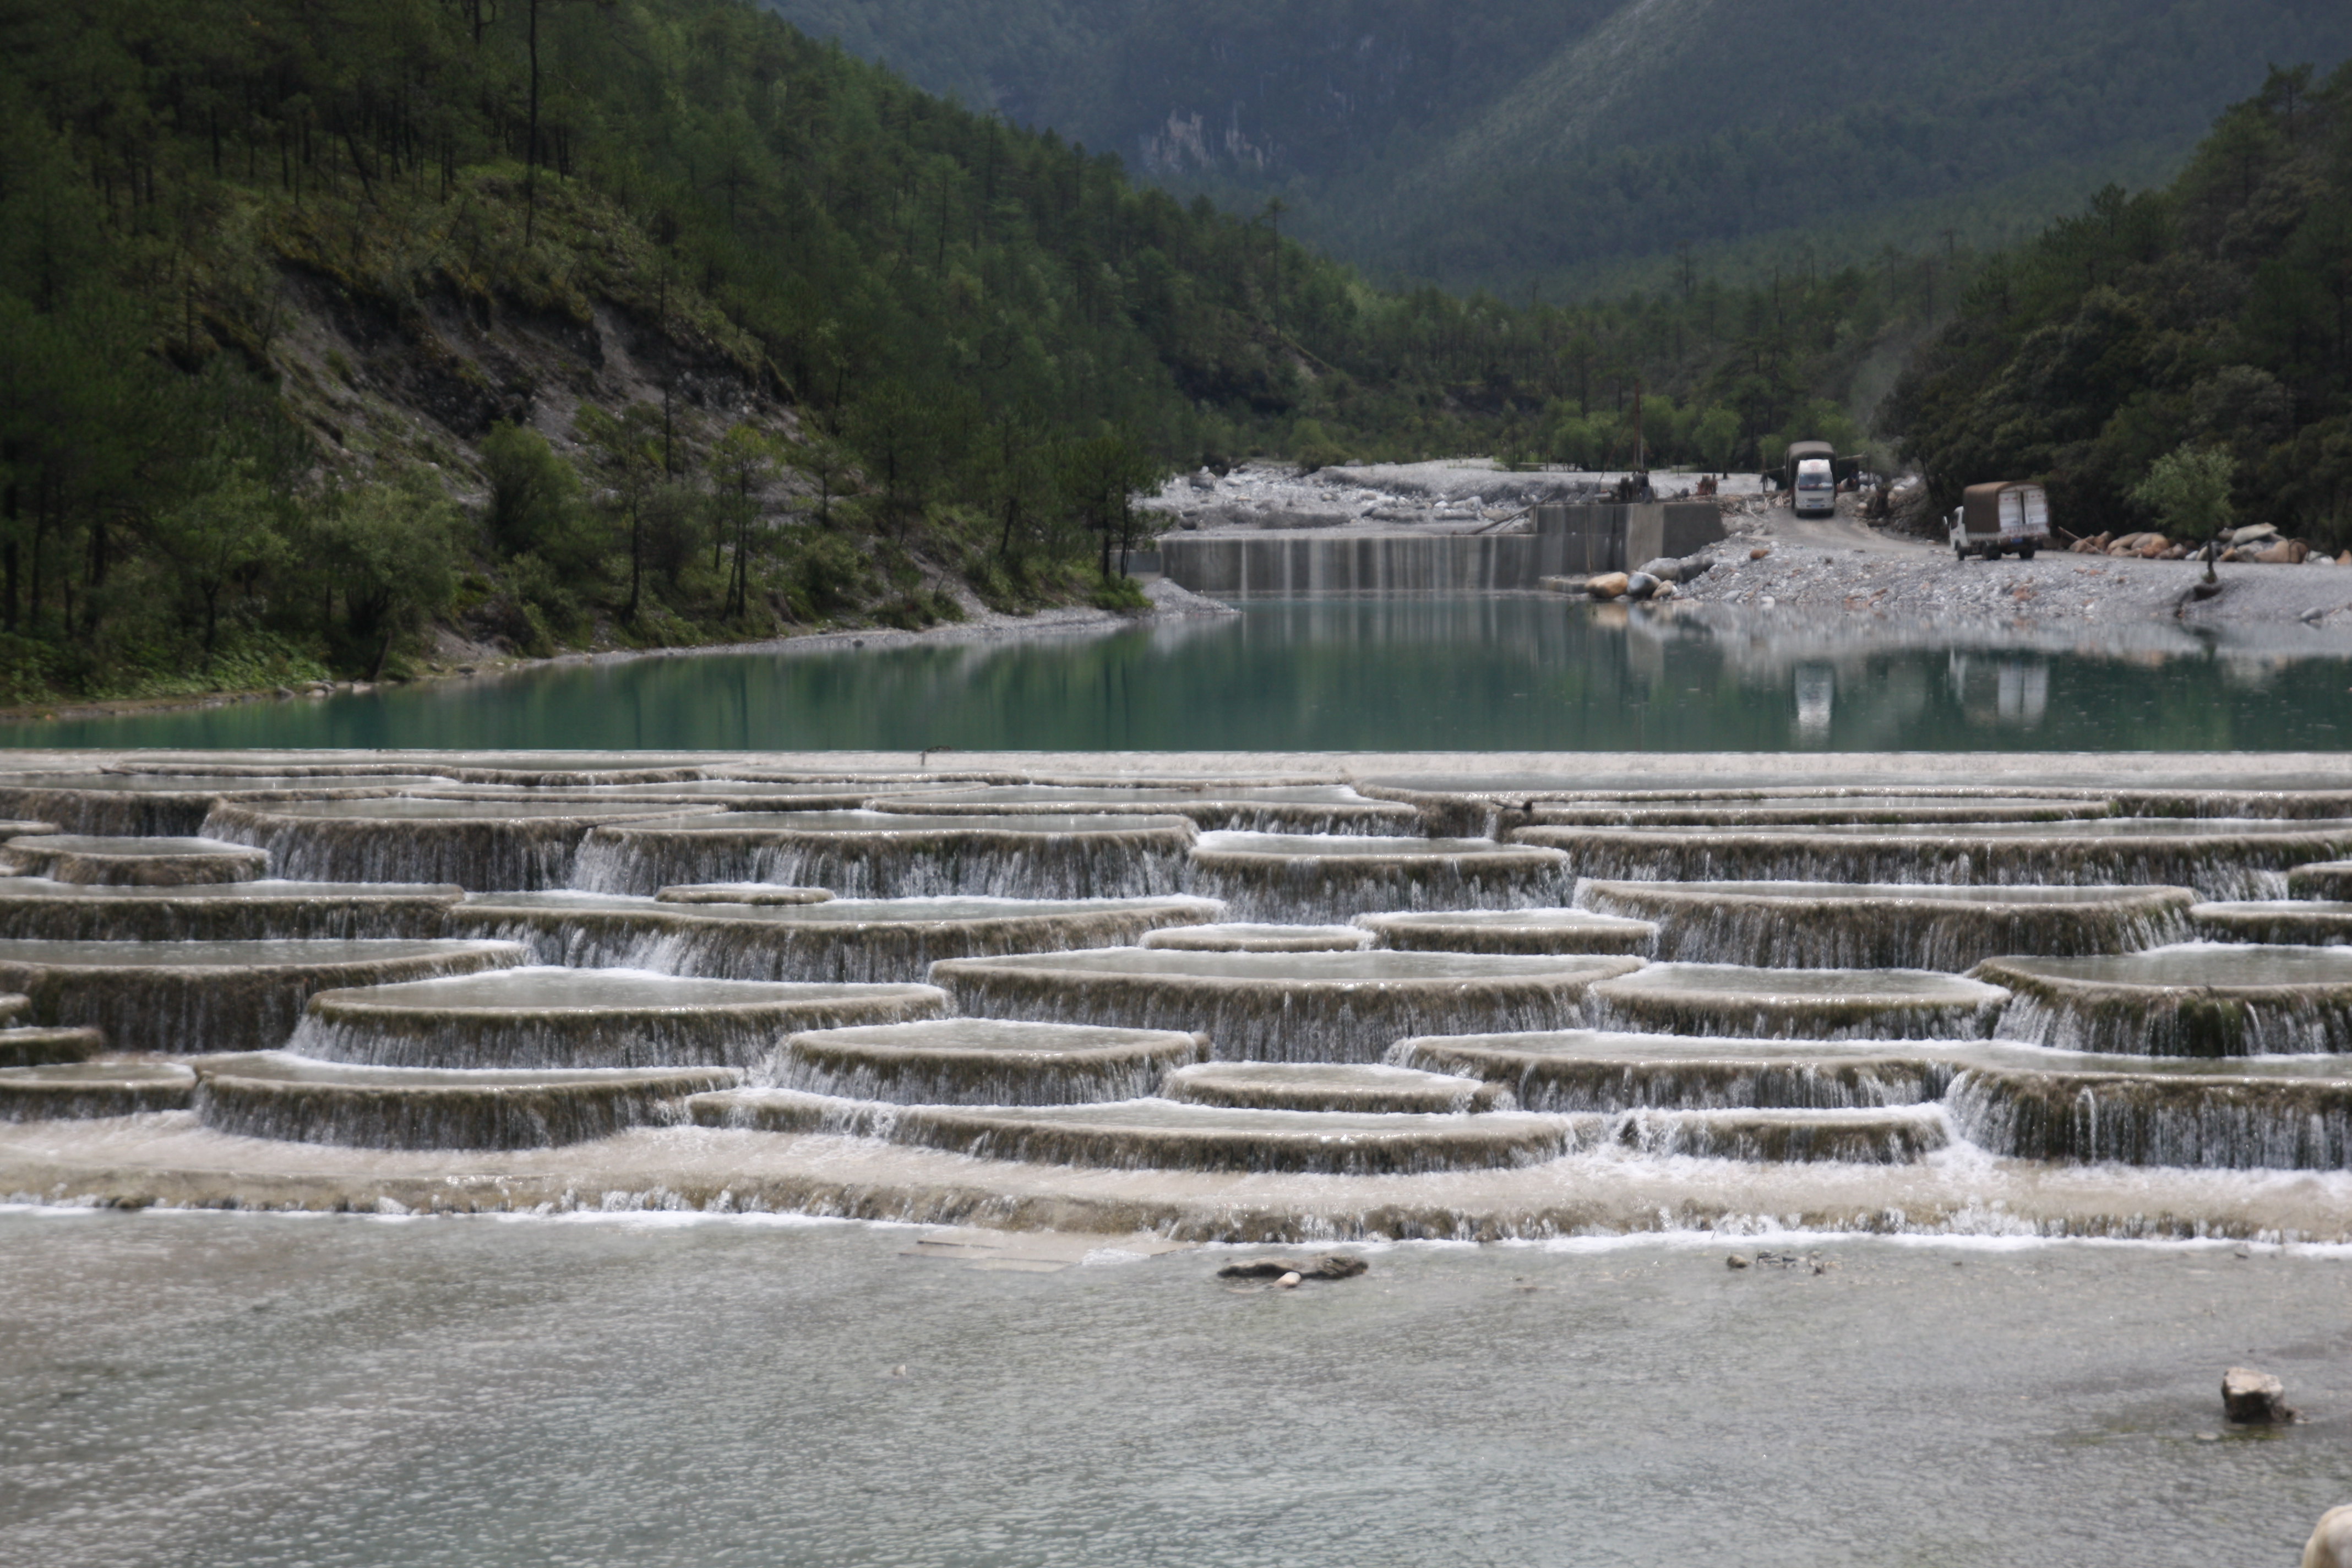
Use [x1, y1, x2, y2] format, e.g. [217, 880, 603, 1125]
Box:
[13, 598, 2352, 751]
[3, 1210, 2348, 1567]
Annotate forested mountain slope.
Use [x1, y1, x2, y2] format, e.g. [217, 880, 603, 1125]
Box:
[1887, 63, 2352, 546]
[761, 0, 2352, 294]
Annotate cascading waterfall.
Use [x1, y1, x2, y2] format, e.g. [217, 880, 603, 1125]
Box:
[0, 1024, 102, 1069]
[0, 835, 272, 886]
[0, 1061, 195, 1119]
[1945, 1063, 2352, 1169]
[1513, 820, 2352, 900]
[1577, 881, 2199, 971]
[929, 948, 1646, 1064]
[769, 1019, 1210, 1106]
[688, 1090, 1599, 1175]
[204, 800, 726, 889]
[289, 967, 950, 1070]
[1587, 964, 2010, 1040]
[2190, 901, 2352, 945]
[864, 786, 1426, 836]
[1387, 1031, 1961, 1113]
[570, 812, 1200, 900]
[0, 938, 526, 1055]
[1184, 833, 1571, 923]
[1159, 1061, 1508, 1114]
[0, 879, 466, 942]
[0, 775, 422, 836]
[192, 1053, 739, 1150]
[447, 892, 1223, 982]
[1609, 1107, 1951, 1164]
[1357, 907, 1657, 956]
[1975, 946, 2352, 1056]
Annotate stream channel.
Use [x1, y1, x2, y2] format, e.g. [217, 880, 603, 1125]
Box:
[4, 1209, 2349, 1568]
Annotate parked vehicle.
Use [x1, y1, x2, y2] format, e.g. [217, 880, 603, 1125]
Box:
[1947, 481, 2050, 560]
[1793, 456, 1836, 518]
[1783, 440, 1837, 515]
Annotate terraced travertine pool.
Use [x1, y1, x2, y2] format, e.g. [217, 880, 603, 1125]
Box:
[8, 748, 2352, 1559]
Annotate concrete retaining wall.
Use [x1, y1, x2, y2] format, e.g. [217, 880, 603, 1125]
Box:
[1158, 503, 1725, 594]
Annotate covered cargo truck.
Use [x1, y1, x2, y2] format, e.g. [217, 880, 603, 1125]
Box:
[1783, 440, 1836, 513]
[1947, 481, 2050, 560]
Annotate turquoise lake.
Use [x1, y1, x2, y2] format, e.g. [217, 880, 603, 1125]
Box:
[5, 597, 2348, 752]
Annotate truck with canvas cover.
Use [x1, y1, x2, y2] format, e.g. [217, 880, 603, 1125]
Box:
[1782, 440, 1837, 514]
[1947, 482, 2050, 560]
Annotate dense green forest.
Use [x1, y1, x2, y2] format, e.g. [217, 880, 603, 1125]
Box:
[1887, 62, 2352, 545]
[0, 0, 1957, 706]
[759, 0, 2352, 298]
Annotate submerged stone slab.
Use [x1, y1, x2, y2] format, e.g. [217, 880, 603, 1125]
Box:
[1160, 1061, 1507, 1114]
[1612, 1106, 1950, 1164]
[292, 966, 948, 1070]
[0, 1060, 195, 1120]
[451, 892, 1222, 982]
[1185, 832, 1569, 923]
[1974, 945, 2352, 1057]
[204, 799, 724, 890]
[1390, 1030, 1962, 1113]
[0, 939, 526, 1055]
[772, 1019, 1208, 1106]
[1139, 923, 1370, 952]
[573, 811, 1198, 900]
[0, 1026, 103, 1068]
[1529, 796, 2112, 827]
[929, 948, 1644, 1064]
[865, 785, 1422, 835]
[2, 835, 271, 887]
[691, 1090, 1590, 1175]
[1580, 881, 2198, 971]
[1946, 1052, 2352, 1168]
[0, 879, 466, 942]
[1515, 820, 2352, 900]
[2191, 901, 2352, 945]
[1357, 907, 1657, 956]
[192, 1052, 738, 1150]
[0, 774, 429, 835]
[1588, 964, 2008, 1040]
[654, 884, 832, 905]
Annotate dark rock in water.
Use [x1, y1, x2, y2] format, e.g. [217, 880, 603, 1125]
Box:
[2222, 1365, 2295, 1424]
[1216, 1255, 1369, 1281]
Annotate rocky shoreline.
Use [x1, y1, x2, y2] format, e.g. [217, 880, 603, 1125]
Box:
[3, 579, 1239, 726]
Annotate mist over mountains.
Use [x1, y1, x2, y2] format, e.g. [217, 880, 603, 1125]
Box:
[761, 0, 2352, 292]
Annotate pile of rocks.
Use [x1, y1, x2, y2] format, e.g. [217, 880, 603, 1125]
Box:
[1573, 553, 1719, 604]
[2072, 523, 2342, 565]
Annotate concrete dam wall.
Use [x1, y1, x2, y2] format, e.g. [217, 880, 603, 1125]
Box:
[1158, 503, 1724, 594]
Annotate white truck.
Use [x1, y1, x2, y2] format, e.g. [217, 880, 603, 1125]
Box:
[1947, 481, 2050, 561]
[1793, 457, 1836, 518]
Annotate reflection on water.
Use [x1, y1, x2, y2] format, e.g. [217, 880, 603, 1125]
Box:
[7, 597, 2352, 752]
[1, 1212, 2348, 1568]
[1948, 654, 2052, 729]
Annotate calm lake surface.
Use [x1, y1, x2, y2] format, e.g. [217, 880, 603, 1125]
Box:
[4, 1210, 2348, 1568]
[8, 597, 2352, 753]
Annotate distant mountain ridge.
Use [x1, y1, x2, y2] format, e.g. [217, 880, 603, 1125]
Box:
[761, 0, 2352, 293]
